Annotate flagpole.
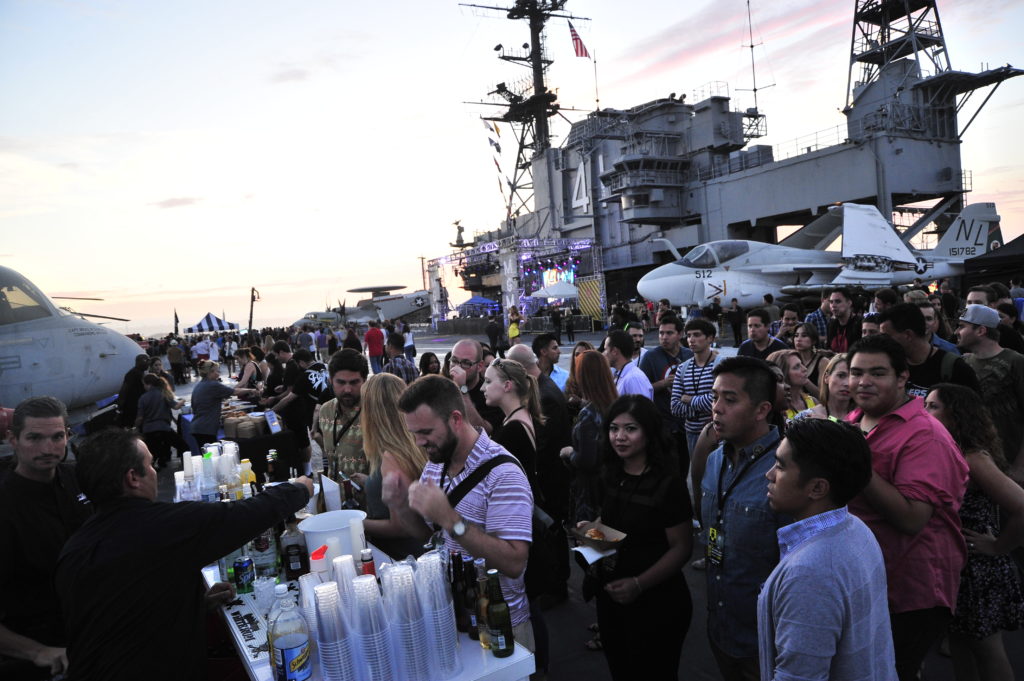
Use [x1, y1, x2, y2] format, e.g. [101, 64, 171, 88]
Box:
[592, 51, 600, 111]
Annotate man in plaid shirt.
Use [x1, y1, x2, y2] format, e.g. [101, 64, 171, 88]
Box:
[804, 292, 830, 341]
[384, 332, 420, 384]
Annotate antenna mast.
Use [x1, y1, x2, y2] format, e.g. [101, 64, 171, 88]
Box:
[735, 0, 771, 139]
[462, 0, 589, 221]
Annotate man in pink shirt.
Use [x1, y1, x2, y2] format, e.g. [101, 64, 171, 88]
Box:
[845, 334, 968, 681]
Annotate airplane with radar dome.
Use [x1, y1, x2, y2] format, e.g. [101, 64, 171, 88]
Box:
[0, 265, 143, 428]
[294, 285, 431, 327]
[636, 202, 1003, 308]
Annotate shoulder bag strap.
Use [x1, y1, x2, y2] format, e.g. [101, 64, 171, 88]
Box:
[446, 454, 521, 509]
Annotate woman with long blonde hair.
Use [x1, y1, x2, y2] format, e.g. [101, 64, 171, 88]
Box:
[810, 353, 853, 421]
[360, 373, 429, 558]
[767, 349, 819, 420]
[482, 358, 546, 489]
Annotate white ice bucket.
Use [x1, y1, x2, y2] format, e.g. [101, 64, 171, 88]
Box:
[298, 510, 367, 564]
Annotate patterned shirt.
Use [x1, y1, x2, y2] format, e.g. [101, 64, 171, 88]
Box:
[384, 355, 420, 384]
[317, 400, 367, 477]
[421, 429, 533, 626]
[804, 308, 829, 341]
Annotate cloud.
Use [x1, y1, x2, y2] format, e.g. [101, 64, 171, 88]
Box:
[269, 67, 309, 83]
[150, 197, 201, 209]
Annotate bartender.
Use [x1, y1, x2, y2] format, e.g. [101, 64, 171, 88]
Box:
[55, 428, 313, 681]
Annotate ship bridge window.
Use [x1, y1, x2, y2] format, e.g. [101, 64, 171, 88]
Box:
[0, 274, 53, 325]
[680, 245, 718, 268]
[710, 240, 750, 263]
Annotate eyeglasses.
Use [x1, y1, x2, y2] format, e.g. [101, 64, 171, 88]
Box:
[452, 358, 477, 370]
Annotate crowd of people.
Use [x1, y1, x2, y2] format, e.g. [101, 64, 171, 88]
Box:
[2, 274, 1024, 681]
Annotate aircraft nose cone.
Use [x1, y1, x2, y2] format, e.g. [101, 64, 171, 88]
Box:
[637, 263, 699, 305]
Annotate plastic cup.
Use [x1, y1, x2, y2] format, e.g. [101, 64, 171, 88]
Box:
[252, 576, 277, 617]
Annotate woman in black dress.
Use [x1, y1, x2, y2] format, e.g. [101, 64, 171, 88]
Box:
[481, 357, 545, 492]
[589, 394, 693, 681]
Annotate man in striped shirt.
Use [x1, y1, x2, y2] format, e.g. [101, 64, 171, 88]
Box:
[671, 319, 722, 454]
[387, 375, 536, 650]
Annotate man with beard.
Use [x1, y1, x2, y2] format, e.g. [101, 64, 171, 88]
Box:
[385, 375, 536, 649]
[312, 349, 369, 479]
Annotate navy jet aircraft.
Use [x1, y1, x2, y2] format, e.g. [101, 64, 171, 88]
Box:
[636, 203, 1002, 308]
[296, 286, 431, 327]
[0, 265, 142, 425]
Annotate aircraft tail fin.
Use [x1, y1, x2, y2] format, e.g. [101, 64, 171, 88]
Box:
[929, 203, 1003, 259]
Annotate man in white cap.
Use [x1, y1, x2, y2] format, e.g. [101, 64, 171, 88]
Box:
[957, 304, 1024, 481]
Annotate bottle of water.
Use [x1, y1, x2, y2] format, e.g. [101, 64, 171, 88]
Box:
[270, 595, 312, 681]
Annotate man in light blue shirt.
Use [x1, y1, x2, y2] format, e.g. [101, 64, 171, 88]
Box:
[758, 417, 896, 681]
[603, 330, 653, 399]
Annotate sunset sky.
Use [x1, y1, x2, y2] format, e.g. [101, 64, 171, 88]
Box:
[2, 0, 1021, 335]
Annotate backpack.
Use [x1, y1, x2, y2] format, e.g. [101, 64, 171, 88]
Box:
[446, 454, 561, 599]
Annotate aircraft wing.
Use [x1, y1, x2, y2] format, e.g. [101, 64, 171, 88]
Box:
[758, 264, 840, 274]
[778, 205, 844, 251]
[840, 204, 917, 263]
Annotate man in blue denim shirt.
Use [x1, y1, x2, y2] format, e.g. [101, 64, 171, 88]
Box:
[701, 356, 786, 681]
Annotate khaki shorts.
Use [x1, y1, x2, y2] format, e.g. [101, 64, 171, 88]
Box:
[512, 619, 535, 652]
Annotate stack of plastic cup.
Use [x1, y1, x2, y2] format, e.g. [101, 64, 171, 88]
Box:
[352, 574, 395, 680]
[331, 554, 358, 612]
[381, 563, 432, 681]
[415, 551, 462, 678]
[298, 573, 322, 648]
[313, 582, 358, 681]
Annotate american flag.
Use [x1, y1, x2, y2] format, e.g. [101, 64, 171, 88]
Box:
[568, 21, 590, 59]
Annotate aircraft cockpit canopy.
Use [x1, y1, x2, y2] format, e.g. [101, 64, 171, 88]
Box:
[0, 267, 54, 326]
[679, 241, 750, 268]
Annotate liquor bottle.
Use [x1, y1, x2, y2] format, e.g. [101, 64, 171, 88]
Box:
[341, 479, 360, 510]
[450, 551, 468, 632]
[270, 595, 312, 681]
[486, 569, 515, 658]
[314, 471, 328, 514]
[462, 555, 480, 640]
[250, 526, 279, 579]
[475, 559, 491, 649]
[265, 449, 278, 484]
[280, 521, 309, 581]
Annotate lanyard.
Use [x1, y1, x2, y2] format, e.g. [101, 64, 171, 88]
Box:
[331, 406, 359, 450]
[715, 441, 772, 525]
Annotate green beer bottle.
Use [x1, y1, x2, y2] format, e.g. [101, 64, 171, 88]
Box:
[485, 569, 515, 658]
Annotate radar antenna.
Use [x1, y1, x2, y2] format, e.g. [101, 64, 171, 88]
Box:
[462, 0, 589, 224]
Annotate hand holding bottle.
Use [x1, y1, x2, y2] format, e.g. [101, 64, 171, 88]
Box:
[292, 475, 314, 497]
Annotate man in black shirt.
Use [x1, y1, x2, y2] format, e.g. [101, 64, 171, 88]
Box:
[55, 429, 312, 681]
[738, 309, 788, 360]
[116, 354, 150, 428]
[272, 348, 330, 466]
[878, 303, 980, 398]
[0, 397, 92, 681]
[827, 287, 863, 353]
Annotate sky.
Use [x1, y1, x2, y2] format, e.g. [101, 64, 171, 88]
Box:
[2, 0, 1021, 336]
